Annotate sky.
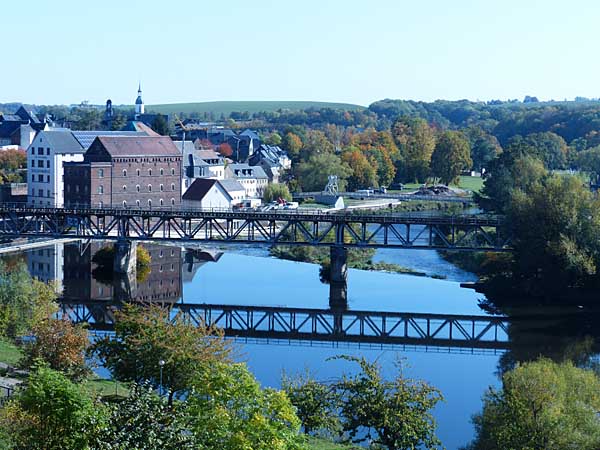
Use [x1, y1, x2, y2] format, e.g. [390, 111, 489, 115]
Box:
[2, 0, 600, 106]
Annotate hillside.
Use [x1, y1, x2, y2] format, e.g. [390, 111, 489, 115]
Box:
[146, 100, 365, 116]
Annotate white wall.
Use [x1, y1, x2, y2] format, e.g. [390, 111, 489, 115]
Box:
[183, 184, 231, 209]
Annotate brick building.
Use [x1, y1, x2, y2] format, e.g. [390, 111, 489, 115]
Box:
[64, 136, 182, 208]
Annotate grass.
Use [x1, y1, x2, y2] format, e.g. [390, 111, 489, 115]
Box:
[146, 101, 365, 116]
[394, 176, 484, 194]
[0, 338, 23, 366]
[81, 377, 131, 397]
[306, 436, 360, 449]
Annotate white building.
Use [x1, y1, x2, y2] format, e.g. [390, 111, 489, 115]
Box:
[225, 163, 268, 198]
[182, 178, 245, 209]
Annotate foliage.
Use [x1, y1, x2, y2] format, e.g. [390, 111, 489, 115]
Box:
[99, 381, 196, 449]
[265, 131, 282, 146]
[299, 130, 335, 160]
[282, 371, 341, 436]
[342, 148, 378, 190]
[218, 142, 234, 157]
[430, 130, 472, 185]
[0, 148, 27, 183]
[89, 304, 231, 405]
[333, 356, 443, 450]
[150, 113, 169, 136]
[465, 359, 600, 450]
[466, 126, 502, 172]
[0, 365, 105, 450]
[263, 183, 292, 202]
[282, 132, 303, 160]
[392, 116, 436, 183]
[522, 132, 568, 170]
[576, 145, 600, 183]
[187, 361, 305, 450]
[91, 244, 152, 283]
[0, 261, 57, 340]
[296, 153, 352, 192]
[21, 318, 90, 381]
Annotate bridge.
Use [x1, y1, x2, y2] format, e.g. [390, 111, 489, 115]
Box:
[292, 191, 474, 204]
[58, 300, 511, 351]
[0, 204, 507, 251]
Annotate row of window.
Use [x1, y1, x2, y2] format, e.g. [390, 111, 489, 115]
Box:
[31, 189, 51, 197]
[32, 147, 50, 155]
[33, 160, 50, 168]
[97, 168, 177, 178]
[96, 183, 177, 194]
[99, 199, 177, 208]
[33, 174, 50, 183]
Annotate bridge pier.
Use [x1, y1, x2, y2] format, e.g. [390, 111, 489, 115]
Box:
[329, 246, 348, 309]
[113, 240, 137, 274]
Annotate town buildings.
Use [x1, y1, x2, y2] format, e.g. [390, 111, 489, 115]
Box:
[0, 106, 50, 149]
[63, 136, 182, 208]
[226, 163, 268, 198]
[182, 178, 245, 209]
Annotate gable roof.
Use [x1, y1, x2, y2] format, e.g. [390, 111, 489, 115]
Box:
[35, 130, 85, 154]
[219, 178, 245, 194]
[228, 163, 268, 179]
[72, 130, 149, 149]
[94, 136, 181, 157]
[182, 178, 232, 202]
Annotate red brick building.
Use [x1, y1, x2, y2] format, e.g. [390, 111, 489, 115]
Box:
[64, 136, 182, 208]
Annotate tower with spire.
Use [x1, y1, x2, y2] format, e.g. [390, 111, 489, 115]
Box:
[135, 83, 144, 119]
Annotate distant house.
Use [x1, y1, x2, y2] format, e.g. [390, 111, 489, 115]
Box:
[226, 163, 268, 198]
[248, 144, 292, 183]
[182, 178, 244, 209]
[0, 106, 49, 149]
[177, 141, 226, 193]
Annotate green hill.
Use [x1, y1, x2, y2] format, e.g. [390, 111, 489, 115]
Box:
[146, 101, 365, 116]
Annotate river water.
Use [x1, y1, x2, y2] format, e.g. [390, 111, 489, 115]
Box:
[8, 241, 595, 449]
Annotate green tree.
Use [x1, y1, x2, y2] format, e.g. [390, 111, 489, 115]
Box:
[392, 117, 436, 183]
[296, 153, 352, 192]
[0, 149, 27, 183]
[1, 365, 105, 450]
[99, 382, 196, 449]
[151, 113, 170, 136]
[110, 113, 127, 131]
[89, 304, 231, 405]
[187, 362, 305, 450]
[341, 148, 378, 190]
[265, 132, 282, 146]
[465, 359, 600, 450]
[299, 130, 335, 161]
[0, 261, 57, 340]
[21, 318, 90, 381]
[281, 132, 303, 160]
[576, 145, 600, 184]
[466, 127, 502, 172]
[263, 183, 292, 202]
[333, 356, 443, 450]
[524, 132, 568, 170]
[430, 130, 472, 185]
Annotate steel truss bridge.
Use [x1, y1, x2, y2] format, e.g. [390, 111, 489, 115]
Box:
[0, 205, 508, 251]
[58, 300, 511, 351]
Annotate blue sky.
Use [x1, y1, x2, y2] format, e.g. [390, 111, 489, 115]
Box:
[2, 0, 599, 106]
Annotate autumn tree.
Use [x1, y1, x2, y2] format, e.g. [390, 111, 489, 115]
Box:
[89, 304, 231, 405]
[430, 130, 472, 185]
[281, 132, 303, 160]
[0, 149, 27, 183]
[392, 117, 436, 183]
[299, 130, 335, 161]
[218, 142, 233, 158]
[21, 318, 90, 381]
[341, 148, 378, 190]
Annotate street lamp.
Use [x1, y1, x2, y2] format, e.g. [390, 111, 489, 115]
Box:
[158, 359, 165, 396]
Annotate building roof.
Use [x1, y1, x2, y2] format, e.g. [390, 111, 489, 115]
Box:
[94, 136, 181, 157]
[121, 121, 161, 136]
[219, 178, 246, 194]
[36, 130, 85, 154]
[173, 140, 195, 155]
[228, 163, 268, 179]
[196, 149, 221, 160]
[182, 178, 233, 202]
[240, 129, 260, 140]
[72, 130, 149, 149]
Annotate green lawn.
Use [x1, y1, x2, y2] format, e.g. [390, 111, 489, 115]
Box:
[82, 377, 130, 397]
[0, 338, 23, 366]
[146, 101, 365, 116]
[393, 176, 484, 194]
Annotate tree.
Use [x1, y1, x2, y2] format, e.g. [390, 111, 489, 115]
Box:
[151, 114, 169, 136]
[430, 130, 472, 185]
[99, 382, 196, 449]
[299, 130, 335, 161]
[466, 359, 600, 450]
[263, 183, 292, 202]
[1, 365, 105, 450]
[0, 261, 57, 340]
[218, 142, 233, 158]
[22, 318, 90, 381]
[89, 304, 231, 405]
[281, 132, 303, 160]
[466, 127, 502, 172]
[187, 362, 304, 450]
[341, 148, 378, 190]
[296, 153, 352, 192]
[392, 117, 436, 183]
[0, 148, 27, 183]
[332, 356, 443, 450]
[265, 132, 282, 146]
[576, 145, 600, 184]
[523, 132, 568, 170]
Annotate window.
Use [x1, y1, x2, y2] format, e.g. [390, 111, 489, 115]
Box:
[46, 148, 50, 155]
[47, 190, 50, 197]
[136, 200, 140, 207]
[123, 169, 127, 177]
[160, 168, 164, 176]
[148, 169, 152, 176]
[160, 199, 164, 206]
[136, 169, 140, 176]
[37, 160, 44, 168]
[46, 161, 50, 168]
[30, 147, 34, 154]
[98, 169, 104, 178]
[47, 175, 50, 182]
[123, 201, 127, 207]
[37, 147, 44, 155]
[148, 199, 152, 207]
[31, 174, 34, 182]
[37, 174, 43, 182]
[160, 184, 164, 192]
[171, 168, 175, 175]
[98, 185, 104, 194]
[148, 184, 152, 192]
[98, 201, 103, 208]
[38, 189, 43, 197]
[75, 185, 79, 193]
[171, 198, 175, 206]
[66, 185, 70, 193]
[136, 185, 140, 192]
[171, 183, 175, 191]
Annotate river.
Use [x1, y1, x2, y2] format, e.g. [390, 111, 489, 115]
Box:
[7, 240, 596, 449]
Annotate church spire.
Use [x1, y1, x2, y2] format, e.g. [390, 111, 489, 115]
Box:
[135, 83, 144, 118]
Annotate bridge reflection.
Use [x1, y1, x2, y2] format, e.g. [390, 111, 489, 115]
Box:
[58, 300, 510, 351]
